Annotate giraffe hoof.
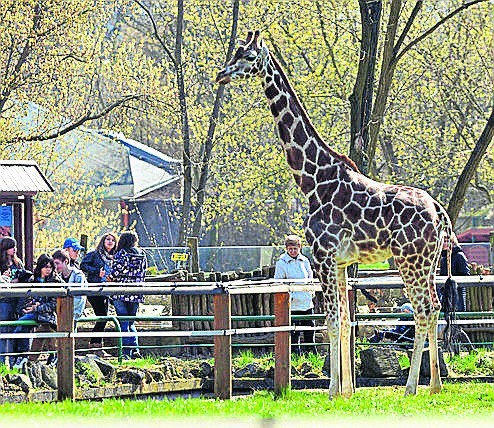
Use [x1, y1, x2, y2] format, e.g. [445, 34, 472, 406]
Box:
[404, 387, 417, 396]
[430, 386, 441, 394]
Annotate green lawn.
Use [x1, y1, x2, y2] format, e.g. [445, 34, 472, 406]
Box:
[0, 383, 492, 421]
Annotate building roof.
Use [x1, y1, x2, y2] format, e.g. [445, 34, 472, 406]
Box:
[457, 227, 494, 243]
[7, 102, 181, 199]
[0, 160, 54, 194]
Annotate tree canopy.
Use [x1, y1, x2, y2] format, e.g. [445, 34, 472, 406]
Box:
[1, 0, 492, 248]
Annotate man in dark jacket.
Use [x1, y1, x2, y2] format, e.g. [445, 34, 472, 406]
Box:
[439, 234, 470, 311]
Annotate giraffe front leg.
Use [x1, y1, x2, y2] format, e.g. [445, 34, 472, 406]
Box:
[327, 319, 341, 398]
[337, 266, 353, 397]
[405, 315, 428, 396]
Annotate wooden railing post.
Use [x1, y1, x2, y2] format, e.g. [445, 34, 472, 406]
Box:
[214, 292, 231, 399]
[274, 291, 290, 395]
[57, 295, 74, 400]
[348, 287, 356, 387]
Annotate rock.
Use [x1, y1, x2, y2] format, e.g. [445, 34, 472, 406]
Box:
[25, 362, 44, 388]
[199, 361, 212, 378]
[148, 370, 165, 382]
[93, 358, 117, 383]
[75, 356, 105, 385]
[265, 367, 274, 378]
[360, 347, 402, 378]
[407, 349, 448, 378]
[6, 373, 32, 392]
[117, 369, 145, 385]
[323, 354, 331, 375]
[234, 363, 266, 379]
[40, 365, 57, 389]
[299, 362, 312, 376]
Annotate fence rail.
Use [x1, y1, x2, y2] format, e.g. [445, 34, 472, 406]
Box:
[1, 275, 493, 400]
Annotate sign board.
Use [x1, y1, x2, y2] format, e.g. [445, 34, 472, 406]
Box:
[0, 206, 13, 226]
[171, 252, 189, 262]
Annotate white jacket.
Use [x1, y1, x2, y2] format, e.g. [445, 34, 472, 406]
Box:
[274, 252, 314, 311]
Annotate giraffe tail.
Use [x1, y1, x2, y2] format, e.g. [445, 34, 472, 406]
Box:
[441, 216, 458, 353]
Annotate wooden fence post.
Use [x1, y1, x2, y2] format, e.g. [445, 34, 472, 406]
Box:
[274, 292, 290, 395]
[214, 292, 232, 399]
[187, 237, 199, 273]
[57, 296, 75, 400]
[348, 287, 356, 387]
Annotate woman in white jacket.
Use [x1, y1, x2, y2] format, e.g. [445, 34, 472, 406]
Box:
[274, 234, 316, 355]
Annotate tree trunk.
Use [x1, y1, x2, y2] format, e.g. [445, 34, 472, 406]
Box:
[175, 0, 192, 246]
[349, 0, 382, 176]
[192, 0, 240, 238]
[447, 105, 494, 226]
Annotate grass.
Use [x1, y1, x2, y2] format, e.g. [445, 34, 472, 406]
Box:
[359, 261, 390, 270]
[445, 348, 494, 376]
[0, 383, 492, 420]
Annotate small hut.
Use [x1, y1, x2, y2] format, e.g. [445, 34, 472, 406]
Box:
[0, 160, 53, 269]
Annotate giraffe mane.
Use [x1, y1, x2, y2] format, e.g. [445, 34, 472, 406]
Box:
[268, 52, 360, 173]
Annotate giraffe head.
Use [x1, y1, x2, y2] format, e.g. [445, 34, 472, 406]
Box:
[216, 30, 268, 84]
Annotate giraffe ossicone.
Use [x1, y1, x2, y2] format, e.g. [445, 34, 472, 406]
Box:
[216, 30, 456, 398]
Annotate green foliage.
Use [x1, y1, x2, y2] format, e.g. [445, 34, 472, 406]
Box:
[2, 1, 492, 248]
[445, 349, 494, 376]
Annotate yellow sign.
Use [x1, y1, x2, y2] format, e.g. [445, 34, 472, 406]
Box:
[171, 252, 189, 262]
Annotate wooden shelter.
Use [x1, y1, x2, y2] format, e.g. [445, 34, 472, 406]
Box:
[0, 160, 53, 269]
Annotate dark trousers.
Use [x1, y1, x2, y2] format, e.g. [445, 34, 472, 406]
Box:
[87, 296, 109, 344]
[291, 308, 317, 355]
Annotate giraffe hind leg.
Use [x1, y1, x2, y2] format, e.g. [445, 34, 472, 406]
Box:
[395, 259, 431, 396]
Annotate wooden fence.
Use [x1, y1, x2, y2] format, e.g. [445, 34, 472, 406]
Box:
[1, 275, 493, 401]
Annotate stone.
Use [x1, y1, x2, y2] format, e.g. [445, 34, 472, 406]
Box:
[6, 373, 32, 392]
[360, 347, 402, 378]
[40, 365, 57, 389]
[117, 369, 145, 385]
[199, 361, 212, 378]
[148, 370, 165, 382]
[407, 349, 448, 378]
[75, 355, 105, 385]
[93, 358, 117, 382]
[25, 362, 44, 388]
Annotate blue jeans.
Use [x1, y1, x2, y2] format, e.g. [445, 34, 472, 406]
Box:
[112, 300, 139, 356]
[0, 300, 17, 364]
[13, 313, 36, 358]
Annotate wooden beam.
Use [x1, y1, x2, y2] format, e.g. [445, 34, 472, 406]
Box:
[214, 293, 231, 399]
[57, 296, 75, 400]
[23, 195, 34, 270]
[274, 292, 290, 395]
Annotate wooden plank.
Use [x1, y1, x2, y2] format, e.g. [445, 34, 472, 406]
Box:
[57, 296, 75, 401]
[274, 292, 290, 396]
[214, 293, 232, 400]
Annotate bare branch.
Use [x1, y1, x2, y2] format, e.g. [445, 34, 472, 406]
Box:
[134, 0, 176, 66]
[13, 94, 143, 143]
[395, 0, 488, 64]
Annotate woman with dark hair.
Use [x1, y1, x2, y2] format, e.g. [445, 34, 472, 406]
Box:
[440, 233, 470, 311]
[12, 254, 62, 369]
[110, 231, 147, 359]
[80, 232, 118, 356]
[0, 237, 26, 367]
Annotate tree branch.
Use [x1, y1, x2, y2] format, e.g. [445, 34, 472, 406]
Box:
[134, 0, 176, 66]
[392, 0, 422, 59]
[14, 94, 142, 143]
[395, 0, 488, 64]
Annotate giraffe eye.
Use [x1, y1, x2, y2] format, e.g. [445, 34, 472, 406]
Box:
[244, 51, 257, 61]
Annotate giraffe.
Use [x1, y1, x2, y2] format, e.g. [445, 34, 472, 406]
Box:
[216, 30, 456, 398]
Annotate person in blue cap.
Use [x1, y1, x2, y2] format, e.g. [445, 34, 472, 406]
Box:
[63, 237, 84, 268]
[369, 302, 415, 343]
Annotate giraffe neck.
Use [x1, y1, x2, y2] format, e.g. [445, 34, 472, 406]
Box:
[261, 52, 358, 195]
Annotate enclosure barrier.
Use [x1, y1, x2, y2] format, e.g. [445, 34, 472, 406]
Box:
[0, 275, 493, 400]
